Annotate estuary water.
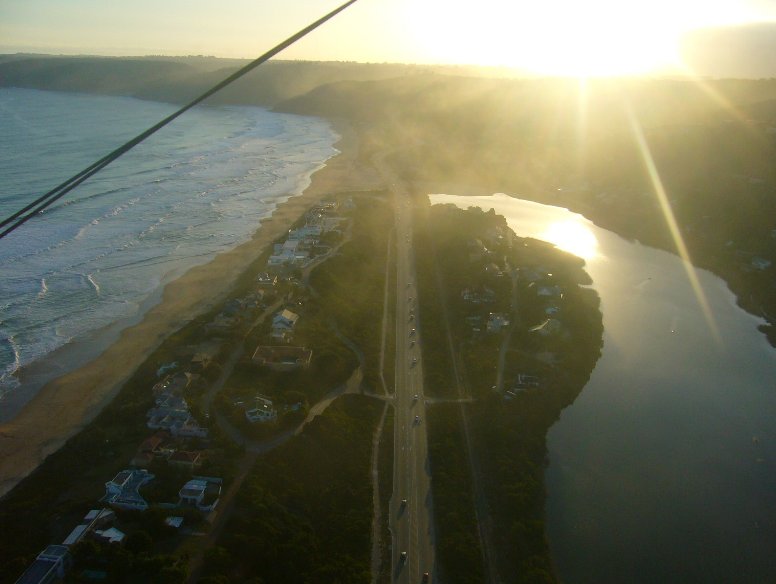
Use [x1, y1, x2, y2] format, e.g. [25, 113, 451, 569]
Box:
[0, 88, 338, 419]
[430, 193, 776, 582]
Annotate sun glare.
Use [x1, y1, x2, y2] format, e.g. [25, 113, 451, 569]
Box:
[406, 0, 719, 76]
[541, 220, 598, 260]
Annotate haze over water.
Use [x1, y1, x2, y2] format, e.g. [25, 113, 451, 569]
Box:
[431, 193, 776, 582]
[0, 88, 338, 416]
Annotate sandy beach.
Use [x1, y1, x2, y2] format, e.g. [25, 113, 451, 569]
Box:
[0, 119, 381, 498]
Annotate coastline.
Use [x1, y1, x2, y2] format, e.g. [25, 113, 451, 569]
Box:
[0, 118, 380, 498]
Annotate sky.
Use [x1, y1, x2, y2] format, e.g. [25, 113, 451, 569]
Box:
[2, 0, 776, 76]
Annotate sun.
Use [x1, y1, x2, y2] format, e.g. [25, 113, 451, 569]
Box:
[407, 0, 686, 76]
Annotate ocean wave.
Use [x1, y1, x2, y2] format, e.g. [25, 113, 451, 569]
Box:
[0, 88, 338, 410]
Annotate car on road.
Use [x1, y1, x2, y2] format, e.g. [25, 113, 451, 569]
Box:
[422, 572, 430, 583]
[400, 551, 408, 563]
[401, 498, 407, 507]
[409, 328, 416, 336]
[413, 394, 419, 401]
[410, 340, 415, 347]
[415, 415, 421, 424]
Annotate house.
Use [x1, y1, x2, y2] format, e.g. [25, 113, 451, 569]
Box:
[62, 508, 120, 547]
[102, 469, 154, 511]
[256, 272, 278, 287]
[139, 431, 168, 454]
[173, 416, 209, 439]
[246, 397, 278, 423]
[514, 374, 541, 390]
[486, 313, 510, 333]
[165, 516, 184, 529]
[288, 224, 322, 240]
[537, 285, 562, 298]
[179, 478, 221, 512]
[484, 262, 503, 277]
[14, 545, 72, 584]
[168, 451, 203, 469]
[154, 392, 188, 411]
[152, 372, 194, 398]
[130, 451, 154, 467]
[271, 309, 299, 340]
[461, 287, 496, 304]
[246, 406, 277, 423]
[204, 314, 240, 333]
[147, 409, 190, 431]
[190, 353, 213, 372]
[252, 346, 313, 370]
[93, 528, 125, 545]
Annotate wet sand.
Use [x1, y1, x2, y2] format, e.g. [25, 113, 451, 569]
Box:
[0, 119, 381, 498]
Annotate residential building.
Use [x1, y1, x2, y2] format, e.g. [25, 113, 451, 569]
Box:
[252, 346, 312, 370]
[168, 451, 203, 469]
[271, 309, 299, 341]
[178, 478, 221, 512]
[102, 469, 154, 511]
[14, 545, 71, 584]
[486, 313, 510, 333]
[256, 272, 278, 287]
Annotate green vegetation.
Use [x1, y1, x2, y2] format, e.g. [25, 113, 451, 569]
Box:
[427, 404, 484, 584]
[376, 406, 394, 584]
[412, 201, 456, 397]
[202, 395, 382, 583]
[415, 204, 603, 582]
[308, 193, 393, 393]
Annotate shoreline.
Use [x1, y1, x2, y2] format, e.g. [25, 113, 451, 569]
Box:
[0, 118, 381, 498]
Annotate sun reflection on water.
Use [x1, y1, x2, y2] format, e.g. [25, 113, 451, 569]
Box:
[540, 220, 598, 260]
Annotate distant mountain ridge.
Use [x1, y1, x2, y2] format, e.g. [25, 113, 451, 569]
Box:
[0, 55, 435, 107]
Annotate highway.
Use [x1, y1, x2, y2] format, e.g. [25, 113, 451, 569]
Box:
[379, 156, 436, 584]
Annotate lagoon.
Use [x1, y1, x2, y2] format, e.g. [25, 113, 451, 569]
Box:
[430, 193, 776, 582]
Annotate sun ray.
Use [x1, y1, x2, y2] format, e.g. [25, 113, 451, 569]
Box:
[624, 100, 722, 344]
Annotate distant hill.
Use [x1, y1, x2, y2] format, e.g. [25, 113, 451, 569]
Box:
[0, 55, 434, 106]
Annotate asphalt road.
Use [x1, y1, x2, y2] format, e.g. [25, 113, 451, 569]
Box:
[380, 158, 436, 584]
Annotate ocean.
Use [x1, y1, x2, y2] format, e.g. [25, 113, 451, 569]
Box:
[0, 88, 338, 417]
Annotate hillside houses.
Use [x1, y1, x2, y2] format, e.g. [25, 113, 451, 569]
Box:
[146, 373, 208, 439]
[266, 202, 346, 269]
